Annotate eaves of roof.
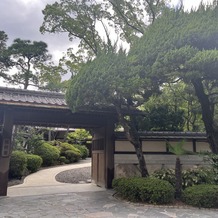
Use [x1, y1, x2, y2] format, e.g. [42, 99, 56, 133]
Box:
[0, 87, 68, 109]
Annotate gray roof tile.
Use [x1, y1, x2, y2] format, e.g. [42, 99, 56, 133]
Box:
[0, 87, 67, 108]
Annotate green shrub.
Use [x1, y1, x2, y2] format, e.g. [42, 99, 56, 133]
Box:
[151, 168, 176, 186]
[34, 142, 60, 166]
[182, 168, 215, 187]
[112, 177, 174, 204]
[152, 167, 215, 189]
[59, 142, 81, 163]
[26, 154, 43, 173]
[65, 149, 81, 163]
[59, 156, 68, 164]
[182, 184, 218, 208]
[73, 144, 89, 159]
[9, 151, 27, 179]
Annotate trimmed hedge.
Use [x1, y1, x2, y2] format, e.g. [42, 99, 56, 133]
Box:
[59, 156, 68, 164]
[34, 142, 60, 166]
[59, 142, 81, 163]
[65, 149, 80, 162]
[112, 177, 175, 204]
[73, 144, 89, 159]
[9, 151, 27, 179]
[182, 184, 218, 208]
[26, 154, 43, 173]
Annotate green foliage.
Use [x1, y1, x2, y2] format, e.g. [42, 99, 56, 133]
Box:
[0, 30, 9, 75]
[40, 0, 169, 64]
[166, 140, 190, 156]
[202, 153, 218, 182]
[140, 82, 203, 131]
[182, 168, 215, 187]
[34, 142, 60, 166]
[129, 5, 218, 153]
[59, 142, 81, 163]
[64, 150, 81, 163]
[151, 168, 176, 186]
[67, 129, 91, 144]
[26, 154, 43, 173]
[58, 156, 68, 164]
[4, 38, 51, 89]
[14, 126, 44, 154]
[66, 50, 141, 111]
[112, 177, 174, 204]
[152, 167, 216, 189]
[204, 153, 218, 172]
[138, 104, 185, 131]
[73, 144, 89, 159]
[9, 151, 27, 179]
[182, 184, 218, 208]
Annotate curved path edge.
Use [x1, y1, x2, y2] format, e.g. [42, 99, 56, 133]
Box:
[8, 158, 105, 197]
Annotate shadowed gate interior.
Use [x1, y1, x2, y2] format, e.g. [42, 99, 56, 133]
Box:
[0, 87, 116, 196]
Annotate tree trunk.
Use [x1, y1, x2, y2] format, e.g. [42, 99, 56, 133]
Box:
[116, 106, 149, 177]
[192, 79, 218, 154]
[175, 157, 182, 199]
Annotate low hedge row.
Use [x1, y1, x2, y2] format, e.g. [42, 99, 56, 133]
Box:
[9, 151, 42, 179]
[112, 177, 175, 204]
[182, 184, 218, 208]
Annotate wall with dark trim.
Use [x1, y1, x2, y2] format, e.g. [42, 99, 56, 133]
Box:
[114, 134, 210, 178]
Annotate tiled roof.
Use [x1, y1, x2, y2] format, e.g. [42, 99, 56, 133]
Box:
[0, 87, 67, 109]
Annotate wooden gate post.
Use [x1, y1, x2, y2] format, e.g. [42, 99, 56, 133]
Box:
[105, 120, 115, 188]
[91, 119, 115, 189]
[0, 109, 13, 196]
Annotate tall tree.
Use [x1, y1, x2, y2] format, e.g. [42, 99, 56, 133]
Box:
[129, 4, 218, 153]
[0, 30, 10, 78]
[141, 82, 203, 131]
[40, 0, 170, 66]
[4, 38, 51, 89]
[66, 49, 161, 177]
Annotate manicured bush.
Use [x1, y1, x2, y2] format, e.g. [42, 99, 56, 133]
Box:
[34, 142, 60, 166]
[9, 151, 27, 179]
[65, 149, 81, 163]
[182, 184, 218, 208]
[59, 156, 68, 164]
[26, 154, 43, 173]
[112, 177, 174, 204]
[59, 142, 81, 163]
[73, 144, 89, 159]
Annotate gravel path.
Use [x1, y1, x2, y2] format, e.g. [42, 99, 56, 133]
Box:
[55, 166, 91, 184]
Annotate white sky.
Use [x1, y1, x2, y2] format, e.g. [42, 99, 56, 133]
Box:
[0, 0, 214, 88]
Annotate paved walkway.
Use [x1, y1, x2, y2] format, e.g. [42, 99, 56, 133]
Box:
[8, 158, 103, 197]
[0, 159, 218, 217]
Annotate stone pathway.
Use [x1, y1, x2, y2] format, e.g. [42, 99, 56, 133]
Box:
[1, 159, 218, 217]
[1, 191, 218, 217]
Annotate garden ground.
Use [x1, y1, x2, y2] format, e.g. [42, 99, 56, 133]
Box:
[1, 159, 218, 218]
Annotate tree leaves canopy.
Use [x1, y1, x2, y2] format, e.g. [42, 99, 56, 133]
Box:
[66, 49, 142, 111]
[3, 38, 52, 89]
[129, 4, 218, 152]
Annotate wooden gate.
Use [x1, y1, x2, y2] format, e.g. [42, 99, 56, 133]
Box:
[92, 138, 105, 187]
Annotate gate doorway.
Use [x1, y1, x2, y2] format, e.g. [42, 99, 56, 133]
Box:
[92, 137, 105, 187]
[0, 87, 116, 196]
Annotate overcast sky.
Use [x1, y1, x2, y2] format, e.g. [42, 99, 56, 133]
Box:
[0, 0, 72, 63]
[0, 0, 213, 64]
